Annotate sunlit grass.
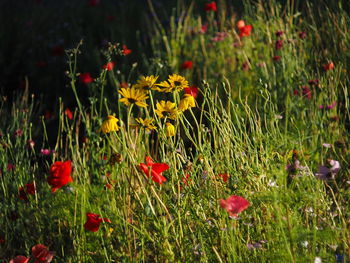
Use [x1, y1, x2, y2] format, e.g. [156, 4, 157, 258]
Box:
[1, 0, 349, 262]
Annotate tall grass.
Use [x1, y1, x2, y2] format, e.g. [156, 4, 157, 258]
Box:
[0, 0, 349, 262]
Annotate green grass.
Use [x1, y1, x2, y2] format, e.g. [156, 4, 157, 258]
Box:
[1, 0, 350, 262]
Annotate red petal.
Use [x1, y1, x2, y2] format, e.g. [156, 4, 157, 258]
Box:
[32, 244, 49, 260]
[220, 195, 250, 217]
[151, 163, 169, 174]
[139, 163, 149, 177]
[219, 199, 227, 209]
[150, 171, 167, 184]
[48, 161, 73, 192]
[145, 156, 153, 166]
[84, 213, 102, 232]
[103, 217, 111, 223]
[10, 255, 30, 263]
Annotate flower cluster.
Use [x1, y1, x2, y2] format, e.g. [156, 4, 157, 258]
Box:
[237, 20, 252, 38]
[100, 74, 198, 137]
[10, 244, 54, 263]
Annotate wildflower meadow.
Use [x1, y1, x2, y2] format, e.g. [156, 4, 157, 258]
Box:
[1, 0, 349, 262]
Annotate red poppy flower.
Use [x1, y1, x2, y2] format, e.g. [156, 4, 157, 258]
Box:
[47, 161, 73, 192]
[84, 213, 111, 232]
[301, 86, 312, 99]
[139, 156, 169, 184]
[9, 255, 30, 263]
[79, 73, 94, 84]
[102, 61, 116, 71]
[204, 1, 217, 11]
[19, 182, 36, 201]
[220, 195, 250, 217]
[122, 45, 132, 55]
[239, 25, 252, 37]
[181, 61, 193, 70]
[218, 173, 229, 183]
[184, 86, 199, 99]
[323, 62, 334, 71]
[65, 108, 73, 120]
[32, 244, 54, 263]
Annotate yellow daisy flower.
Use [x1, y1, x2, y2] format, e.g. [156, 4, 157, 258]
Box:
[168, 74, 189, 92]
[119, 87, 149, 108]
[133, 75, 159, 90]
[154, 80, 172, 93]
[135, 118, 157, 132]
[166, 122, 176, 137]
[100, 115, 120, 133]
[155, 100, 178, 120]
[178, 94, 196, 111]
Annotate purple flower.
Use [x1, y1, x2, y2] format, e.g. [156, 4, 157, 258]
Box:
[320, 102, 337, 110]
[327, 101, 337, 109]
[247, 242, 263, 250]
[335, 254, 345, 262]
[40, 149, 52, 155]
[233, 42, 241, 48]
[286, 159, 307, 179]
[315, 159, 340, 180]
[211, 32, 227, 42]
